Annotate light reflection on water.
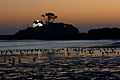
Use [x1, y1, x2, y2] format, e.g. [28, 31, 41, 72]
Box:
[0, 40, 118, 49]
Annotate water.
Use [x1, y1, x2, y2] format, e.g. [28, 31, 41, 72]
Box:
[0, 40, 120, 80]
[0, 40, 118, 49]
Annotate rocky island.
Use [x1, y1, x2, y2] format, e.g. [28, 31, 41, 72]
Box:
[15, 12, 79, 40]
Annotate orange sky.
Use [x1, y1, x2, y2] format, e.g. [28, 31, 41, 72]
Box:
[1, 0, 120, 34]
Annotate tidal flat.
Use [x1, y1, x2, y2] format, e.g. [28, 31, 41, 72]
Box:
[0, 48, 120, 80]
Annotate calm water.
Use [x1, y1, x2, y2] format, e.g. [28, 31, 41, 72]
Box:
[0, 40, 118, 49]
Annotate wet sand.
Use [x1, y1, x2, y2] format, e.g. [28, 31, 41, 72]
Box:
[0, 47, 120, 80]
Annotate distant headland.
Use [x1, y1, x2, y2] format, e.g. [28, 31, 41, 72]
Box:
[1, 12, 120, 40]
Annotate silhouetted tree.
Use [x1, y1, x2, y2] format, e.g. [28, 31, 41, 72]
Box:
[41, 12, 57, 25]
[14, 12, 81, 40]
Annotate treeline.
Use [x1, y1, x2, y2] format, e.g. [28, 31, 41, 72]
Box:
[0, 27, 120, 40]
[87, 27, 120, 39]
[78, 27, 120, 40]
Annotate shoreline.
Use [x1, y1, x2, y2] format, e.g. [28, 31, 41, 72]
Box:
[0, 47, 120, 79]
[0, 47, 120, 56]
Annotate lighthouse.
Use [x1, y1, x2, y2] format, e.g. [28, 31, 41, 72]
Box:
[33, 19, 43, 27]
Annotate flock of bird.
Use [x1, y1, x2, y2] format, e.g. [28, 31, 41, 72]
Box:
[0, 47, 119, 56]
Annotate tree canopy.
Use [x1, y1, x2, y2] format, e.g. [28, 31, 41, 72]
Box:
[41, 12, 57, 25]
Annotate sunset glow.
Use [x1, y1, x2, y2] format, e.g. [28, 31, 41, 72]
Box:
[1, 0, 120, 34]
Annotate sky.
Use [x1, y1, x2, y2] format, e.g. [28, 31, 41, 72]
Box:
[1, 0, 120, 34]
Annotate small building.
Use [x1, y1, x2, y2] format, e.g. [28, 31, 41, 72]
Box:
[33, 20, 43, 27]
